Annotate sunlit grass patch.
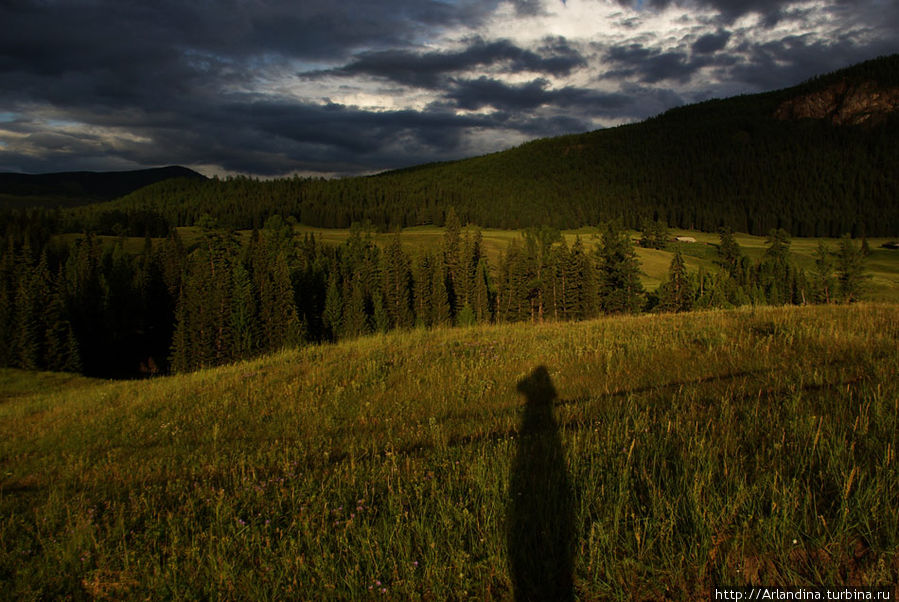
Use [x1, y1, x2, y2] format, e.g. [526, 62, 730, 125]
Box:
[2, 304, 898, 598]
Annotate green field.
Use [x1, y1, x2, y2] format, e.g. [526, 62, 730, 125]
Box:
[2, 304, 898, 598]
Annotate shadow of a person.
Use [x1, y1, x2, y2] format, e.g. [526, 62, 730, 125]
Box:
[507, 366, 575, 601]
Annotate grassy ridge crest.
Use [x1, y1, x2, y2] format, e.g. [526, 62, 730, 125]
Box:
[2, 303, 898, 598]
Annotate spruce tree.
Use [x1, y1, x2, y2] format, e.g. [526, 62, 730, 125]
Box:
[382, 233, 413, 329]
[431, 261, 452, 326]
[595, 221, 644, 314]
[836, 234, 867, 303]
[570, 237, 596, 320]
[322, 272, 342, 340]
[230, 261, 259, 358]
[161, 228, 186, 299]
[812, 241, 835, 303]
[553, 238, 572, 321]
[0, 251, 14, 367]
[44, 268, 78, 371]
[342, 276, 369, 339]
[12, 254, 40, 370]
[523, 225, 561, 321]
[472, 257, 492, 324]
[759, 228, 793, 305]
[412, 253, 432, 327]
[443, 207, 462, 313]
[371, 291, 390, 334]
[657, 250, 694, 312]
[639, 219, 668, 250]
[716, 227, 744, 282]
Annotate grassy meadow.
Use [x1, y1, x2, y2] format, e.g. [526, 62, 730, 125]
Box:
[2, 303, 898, 599]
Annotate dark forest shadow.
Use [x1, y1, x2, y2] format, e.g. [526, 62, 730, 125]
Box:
[507, 366, 575, 601]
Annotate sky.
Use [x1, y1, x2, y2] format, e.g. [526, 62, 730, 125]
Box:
[0, 0, 896, 177]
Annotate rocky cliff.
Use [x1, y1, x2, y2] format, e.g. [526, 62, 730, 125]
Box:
[774, 80, 899, 125]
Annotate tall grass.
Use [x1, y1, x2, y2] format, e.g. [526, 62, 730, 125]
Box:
[1, 304, 897, 599]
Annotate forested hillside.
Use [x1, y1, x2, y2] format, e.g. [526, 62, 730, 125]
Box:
[70, 54, 899, 237]
[0, 166, 204, 209]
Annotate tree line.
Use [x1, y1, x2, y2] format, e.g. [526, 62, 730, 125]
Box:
[0, 209, 869, 378]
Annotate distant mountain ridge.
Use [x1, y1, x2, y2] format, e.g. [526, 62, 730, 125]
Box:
[73, 54, 899, 236]
[0, 166, 204, 208]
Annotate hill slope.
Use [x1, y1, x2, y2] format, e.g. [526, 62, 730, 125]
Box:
[0, 166, 205, 209]
[2, 304, 898, 597]
[87, 54, 899, 236]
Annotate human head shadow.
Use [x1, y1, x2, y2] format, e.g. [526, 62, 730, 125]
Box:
[507, 366, 575, 601]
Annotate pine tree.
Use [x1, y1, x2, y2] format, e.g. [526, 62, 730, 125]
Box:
[230, 261, 259, 358]
[44, 268, 79, 371]
[12, 253, 40, 370]
[0, 247, 15, 367]
[322, 272, 342, 340]
[169, 292, 189, 373]
[571, 237, 597, 320]
[759, 228, 793, 305]
[523, 225, 561, 321]
[412, 253, 432, 327]
[716, 227, 744, 282]
[169, 239, 234, 372]
[431, 261, 452, 326]
[161, 227, 187, 299]
[371, 291, 390, 334]
[459, 228, 485, 311]
[639, 219, 668, 249]
[62, 324, 82, 373]
[811, 241, 835, 303]
[595, 221, 644, 314]
[341, 275, 369, 339]
[472, 257, 492, 324]
[836, 234, 867, 303]
[443, 207, 462, 314]
[382, 233, 413, 328]
[657, 250, 694, 312]
[553, 238, 572, 321]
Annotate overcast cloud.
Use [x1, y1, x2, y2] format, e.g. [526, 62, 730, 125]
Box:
[0, 0, 896, 176]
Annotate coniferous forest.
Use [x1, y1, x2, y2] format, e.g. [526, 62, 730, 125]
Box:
[0, 206, 869, 378]
[0, 56, 893, 378]
[54, 55, 899, 239]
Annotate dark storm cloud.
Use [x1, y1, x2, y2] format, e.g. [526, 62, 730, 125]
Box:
[1, 0, 897, 176]
[446, 77, 633, 115]
[0, 0, 503, 111]
[618, 0, 899, 26]
[0, 94, 603, 176]
[303, 37, 587, 89]
[692, 30, 731, 54]
[604, 45, 706, 83]
[726, 33, 899, 91]
[616, 0, 794, 20]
